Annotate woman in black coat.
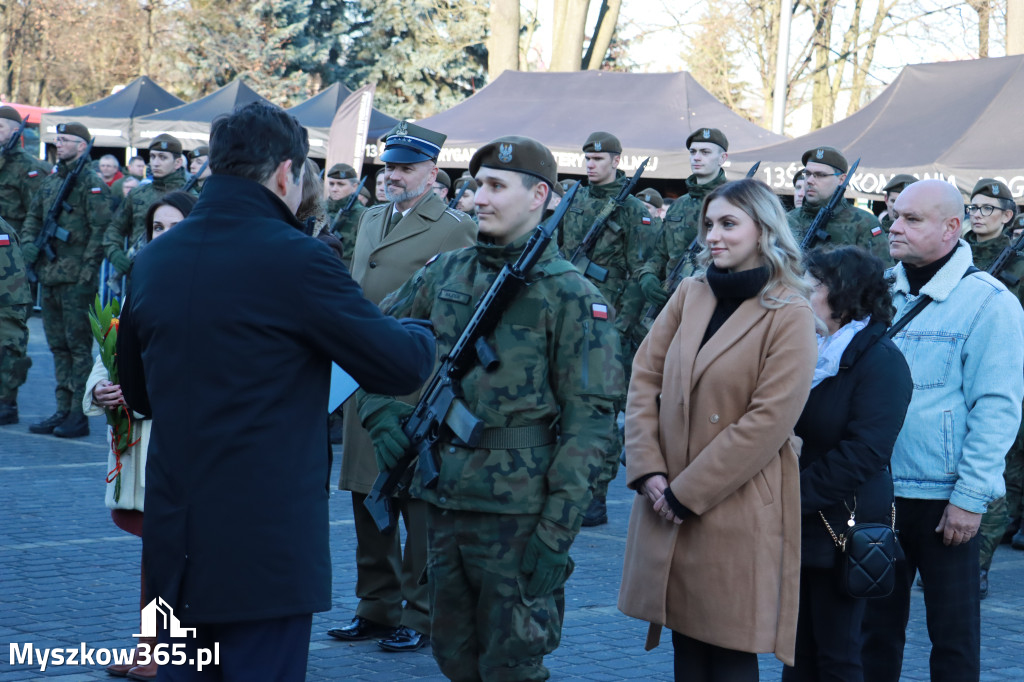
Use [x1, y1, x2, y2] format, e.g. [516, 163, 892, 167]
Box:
[782, 246, 913, 682]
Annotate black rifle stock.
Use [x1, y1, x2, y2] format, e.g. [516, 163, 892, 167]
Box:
[27, 139, 94, 284]
[364, 183, 581, 534]
[568, 158, 649, 283]
[329, 175, 367, 235]
[2, 117, 26, 157]
[988, 229, 1024, 286]
[182, 158, 209, 194]
[448, 181, 470, 210]
[799, 158, 861, 251]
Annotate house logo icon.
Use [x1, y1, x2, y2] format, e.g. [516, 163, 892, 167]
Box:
[134, 598, 197, 639]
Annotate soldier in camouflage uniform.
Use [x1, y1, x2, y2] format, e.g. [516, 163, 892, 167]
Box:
[20, 122, 112, 437]
[187, 145, 211, 193]
[360, 136, 624, 680]
[557, 131, 657, 526]
[787, 146, 890, 264]
[104, 134, 192, 278]
[879, 174, 917, 232]
[324, 162, 366, 269]
[965, 179, 1024, 598]
[0, 107, 51, 424]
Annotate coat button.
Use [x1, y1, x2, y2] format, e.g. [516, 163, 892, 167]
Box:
[710, 414, 720, 423]
[439, 496, 447, 504]
[369, 261, 377, 269]
[449, 447, 456, 454]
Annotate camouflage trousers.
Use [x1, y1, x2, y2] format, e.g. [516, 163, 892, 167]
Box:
[0, 304, 31, 403]
[979, 438, 1024, 570]
[40, 283, 95, 411]
[426, 507, 569, 681]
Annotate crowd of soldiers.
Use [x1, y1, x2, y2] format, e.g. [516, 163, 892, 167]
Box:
[3, 101, 1024, 680]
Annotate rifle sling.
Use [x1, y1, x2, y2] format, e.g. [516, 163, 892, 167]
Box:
[471, 424, 556, 450]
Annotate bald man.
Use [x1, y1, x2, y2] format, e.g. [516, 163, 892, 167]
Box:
[862, 180, 1024, 682]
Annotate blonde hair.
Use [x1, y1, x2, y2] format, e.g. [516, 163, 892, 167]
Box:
[695, 179, 809, 308]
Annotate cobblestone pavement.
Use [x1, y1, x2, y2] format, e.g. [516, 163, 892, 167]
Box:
[3, 316, 1024, 680]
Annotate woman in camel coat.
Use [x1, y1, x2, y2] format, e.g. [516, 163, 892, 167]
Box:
[619, 179, 817, 680]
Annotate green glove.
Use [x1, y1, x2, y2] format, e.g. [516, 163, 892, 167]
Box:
[109, 250, 132, 276]
[362, 401, 414, 472]
[639, 273, 669, 306]
[519, 533, 572, 599]
[21, 243, 40, 264]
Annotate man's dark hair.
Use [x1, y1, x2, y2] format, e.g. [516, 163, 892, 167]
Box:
[209, 102, 308, 184]
[805, 245, 895, 328]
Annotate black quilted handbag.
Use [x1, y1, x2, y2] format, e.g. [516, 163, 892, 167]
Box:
[820, 499, 898, 599]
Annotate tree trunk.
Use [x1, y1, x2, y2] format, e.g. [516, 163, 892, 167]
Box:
[968, 0, 990, 57]
[847, 0, 893, 116]
[550, 0, 588, 71]
[487, 0, 520, 79]
[809, 0, 835, 130]
[1010, 0, 1024, 54]
[583, 0, 620, 70]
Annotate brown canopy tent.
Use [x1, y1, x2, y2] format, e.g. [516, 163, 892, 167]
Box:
[729, 55, 1024, 200]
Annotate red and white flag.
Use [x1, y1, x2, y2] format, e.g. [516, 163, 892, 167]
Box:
[591, 303, 609, 320]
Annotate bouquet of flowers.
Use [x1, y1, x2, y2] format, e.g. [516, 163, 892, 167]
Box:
[88, 295, 138, 502]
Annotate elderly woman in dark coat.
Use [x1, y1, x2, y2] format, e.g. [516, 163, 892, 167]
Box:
[783, 246, 913, 682]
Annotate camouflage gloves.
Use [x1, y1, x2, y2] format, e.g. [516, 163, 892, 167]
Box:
[520, 533, 573, 598]
[21, 243, 39, 265]
[362, 400, 414, 472]
[108, 250, 132, 276]
[639, 273, 669, 306]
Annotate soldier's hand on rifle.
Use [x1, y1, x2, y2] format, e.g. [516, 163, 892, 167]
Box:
[109, 250, 132, 276]
[362, 401, 414, 472]
[21, 243, 39, 264]
[640, 273, 669, 306]
[520, 532, 572, 599]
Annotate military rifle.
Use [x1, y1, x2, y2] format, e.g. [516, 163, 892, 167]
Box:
[2, 117, 26, 156]
[568, 157, 649, 283]
[364, 182, 581, 535]
[799, 158, 861, 251]
[329, 175, 367, 235]
[27, 138, 94, 284]
[448, 180, 470, 210]
[987, 229, 1024, 286]
[182, 158, 209, 194]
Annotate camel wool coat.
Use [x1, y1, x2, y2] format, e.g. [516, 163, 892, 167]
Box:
[618, 276, 815, 666]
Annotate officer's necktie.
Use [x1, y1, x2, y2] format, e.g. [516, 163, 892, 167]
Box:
[385, 209, 402, 237]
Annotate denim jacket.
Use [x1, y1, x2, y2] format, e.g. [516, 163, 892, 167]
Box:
[888, 241, 1024, 513]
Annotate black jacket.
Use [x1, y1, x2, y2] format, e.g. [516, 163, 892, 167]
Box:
[118, 174, 435, 623]
[794, 321, 913, 567]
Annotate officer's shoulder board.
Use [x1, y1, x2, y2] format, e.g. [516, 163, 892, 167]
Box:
[443, 207, 465, 222]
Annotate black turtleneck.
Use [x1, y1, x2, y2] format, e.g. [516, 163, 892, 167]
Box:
[700, 264, 771, 348]
[903, 246, 957, 296]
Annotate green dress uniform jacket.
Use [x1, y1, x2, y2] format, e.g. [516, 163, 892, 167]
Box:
[103, 167, 191, 268]
[788, 200, 891, 264]
[0, 149, 51, 231]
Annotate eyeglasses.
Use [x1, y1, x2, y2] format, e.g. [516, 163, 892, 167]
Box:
[804, 170, 842, 181]
[965, 204, 1000, 217]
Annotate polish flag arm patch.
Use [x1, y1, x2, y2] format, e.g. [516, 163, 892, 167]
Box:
[591, 303, 608, 320]
[871, 225, 882, 237]
[0, 234, 10, 246]
[642, 216, 651, 225]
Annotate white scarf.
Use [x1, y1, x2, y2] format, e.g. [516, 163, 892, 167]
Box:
[812, 317, 870, 388]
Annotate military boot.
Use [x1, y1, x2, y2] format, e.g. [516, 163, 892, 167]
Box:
[581, 495, 608, 527]
[29, 410, 68, 434]
[0, 401, 17, 425]
[53, 409, 89, 438]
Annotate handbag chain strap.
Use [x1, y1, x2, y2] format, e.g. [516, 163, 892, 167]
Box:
[820, 499, 896, 551]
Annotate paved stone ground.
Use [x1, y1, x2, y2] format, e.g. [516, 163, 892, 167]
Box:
[3, 315, 1024, 680]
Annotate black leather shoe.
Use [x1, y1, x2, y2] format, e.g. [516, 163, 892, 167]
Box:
[0, 402, 17, 426]
[29, 411, 68, 434]
[980, 569, 989, 599]
[53, 410, 89, 438]
[378, 626, 428, 652]
[581, 495, 608, 527]
[327, 617, 394, 642]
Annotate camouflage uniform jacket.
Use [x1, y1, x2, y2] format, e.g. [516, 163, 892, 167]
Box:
[21, 160, 112, 286]
[366, 235, 625, 551]
[0, 149, 51, 231]
[639, 169, 727, 282]
[788, 200, 891, 264]
[966, 230, 1024, 304]
[103, 167, 191, 262]
[0, 219, 30, 306]
[326, 196, 366, 257]
[557, 170, 653, 319]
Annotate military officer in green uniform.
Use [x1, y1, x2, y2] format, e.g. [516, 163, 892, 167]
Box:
[558, 130, 657, 526]
[0, 107, 51, 425]
[965, 178, 1024, 598]
[324, 162, 366, 267]
[20, 122, 112, 437]
[329, 122, 476, 653]
[879, 174, 917, 231]
[636, 188, 664, 257]
[361, 135, 624, 680]
[187, 145, 211, 192]
[787, 146, 890, 262]
[104, 133, 191, 277]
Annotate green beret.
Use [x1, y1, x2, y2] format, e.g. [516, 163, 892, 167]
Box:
[0, 106, 22, 125]
[454, 176, 478, 192]
[971, 178, 1014, 202]
[189, 145, 209, 160]
[686, 128, 728, 151]
[382, 121, 446, 163]
[327, 163, 357, 180]
[792, 169, 807, 186]
[470, 135, 557, 187]
[559, 179, 578, 195]
[582, 131, 622, 155]
[359, 185, 371, 200]
[801, 146, 848, 173]
[435, 169, 451, 189]
[883, 174, 917, 194]
[149, 133, 183, 154]
[636, 188, 663, 208]
[551, 180, 565, 197]
[56, 122, 90, 141]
